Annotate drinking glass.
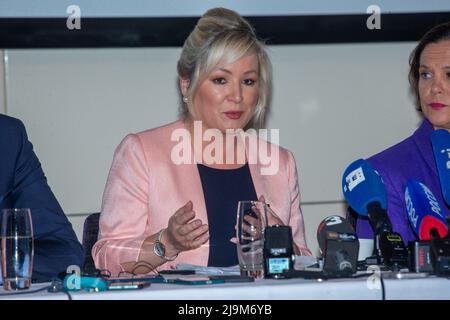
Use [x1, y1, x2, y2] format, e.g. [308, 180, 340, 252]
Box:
[1, 208, 34, 290]
[236, 200, 267, 278]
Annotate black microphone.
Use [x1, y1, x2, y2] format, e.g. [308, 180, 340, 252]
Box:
[317, 215, 359, 276]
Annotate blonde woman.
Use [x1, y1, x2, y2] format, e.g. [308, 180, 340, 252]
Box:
[93, 8, 311, 276]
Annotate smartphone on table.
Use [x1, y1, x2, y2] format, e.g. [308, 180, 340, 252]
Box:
[107, 282, 151, 290]
[167, 277, 225, 285]
[208, 275, 254, 283]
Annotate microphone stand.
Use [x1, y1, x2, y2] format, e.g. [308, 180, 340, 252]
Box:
[366, 202, 409, 271]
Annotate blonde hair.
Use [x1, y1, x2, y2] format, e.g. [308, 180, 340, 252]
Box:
[177, 7, 272, 129]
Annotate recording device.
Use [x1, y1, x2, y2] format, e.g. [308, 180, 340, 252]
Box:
[431, 129, 450, 205]
[263, 225, 295, 279]
[405, 179, 450, 275]
[408, 241, 433, 273]
[317, 215, 359, 276]
[342, 159, 408, 269]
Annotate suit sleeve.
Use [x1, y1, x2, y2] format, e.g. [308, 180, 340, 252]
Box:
[11, 121, 83, 282]
[286, 151, 312, 256]
[92, 134, 151, 276]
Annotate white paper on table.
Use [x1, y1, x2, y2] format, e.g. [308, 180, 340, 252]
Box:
[176, 256, 318, 275]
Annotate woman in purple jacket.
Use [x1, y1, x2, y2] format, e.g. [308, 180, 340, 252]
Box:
[356, 22, 450, 244]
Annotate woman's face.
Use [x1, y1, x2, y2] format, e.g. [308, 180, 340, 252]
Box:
[188, 54, 259, 132]
[418, 39, 450, 131]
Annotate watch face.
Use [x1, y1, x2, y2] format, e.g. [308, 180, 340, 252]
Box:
[155, 241, 165, 257]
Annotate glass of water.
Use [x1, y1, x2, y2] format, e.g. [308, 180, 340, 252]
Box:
[1, 208, 34, 290]
[236, 201, 267, 278]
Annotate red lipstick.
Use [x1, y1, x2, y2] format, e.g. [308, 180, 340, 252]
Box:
[224, 111, 243, 120]
[430, 103, 447, 110]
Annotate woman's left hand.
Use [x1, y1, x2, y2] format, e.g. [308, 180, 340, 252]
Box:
[229, 195, 285, 244]
[258, 195, 304, 255]
[258, 195, 284, 226]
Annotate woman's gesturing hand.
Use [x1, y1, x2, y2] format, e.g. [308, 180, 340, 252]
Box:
[163, 201, 209, 254]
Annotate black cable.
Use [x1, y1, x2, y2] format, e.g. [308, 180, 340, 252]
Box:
[48, 282, 74, 300]
[63, 290, 72, 300]
[350, 270, 386, 300]
[380, 274, 386, 300]
[131, 261, 159, 275]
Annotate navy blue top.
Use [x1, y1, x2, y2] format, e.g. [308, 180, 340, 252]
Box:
[197, 163, 257, 267]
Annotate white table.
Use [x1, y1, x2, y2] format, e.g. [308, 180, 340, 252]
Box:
[0, 274, 449, 300]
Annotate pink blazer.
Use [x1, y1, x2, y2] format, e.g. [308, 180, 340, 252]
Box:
[92, 120, 311, 275]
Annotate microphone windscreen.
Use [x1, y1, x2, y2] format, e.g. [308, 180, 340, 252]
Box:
[317, 215, 355, 253]
[431, 129, 450, 205]
[405, 179, 448, 240]
[342, 159, 387, 216]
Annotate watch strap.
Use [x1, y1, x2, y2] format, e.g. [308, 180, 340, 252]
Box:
[154, 229, 179, 261]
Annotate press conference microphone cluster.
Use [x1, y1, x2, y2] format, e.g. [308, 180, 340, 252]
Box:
[317, 215, 359, 276]
[342, 159, 408, 269]
[282, 216, 359, 280]
[431, 129, 450, 206]
[405, 180, 450, 275]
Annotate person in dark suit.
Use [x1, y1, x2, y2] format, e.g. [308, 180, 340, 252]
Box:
[0, 114, 83, 282]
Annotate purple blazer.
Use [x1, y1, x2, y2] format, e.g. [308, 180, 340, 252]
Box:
[356, 119, 450, 243]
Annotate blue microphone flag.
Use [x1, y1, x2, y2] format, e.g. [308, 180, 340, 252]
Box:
[342, 159, 387, 216]
[405, 179, 448, 240]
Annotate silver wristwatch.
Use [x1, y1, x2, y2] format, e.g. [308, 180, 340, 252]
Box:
[153, 229, 178, 261]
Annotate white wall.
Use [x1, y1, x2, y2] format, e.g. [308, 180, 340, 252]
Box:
[1, 43, 423, 255]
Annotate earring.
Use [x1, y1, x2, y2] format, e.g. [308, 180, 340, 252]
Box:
[183, 96, 188, 103]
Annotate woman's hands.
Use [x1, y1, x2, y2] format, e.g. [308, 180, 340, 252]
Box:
[132, 201, 208, 274]
[258, 195, 284, 226]
[230, 196, 285, 244]
[257, 195, 303, 255]
[163, 201, 209, 256]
